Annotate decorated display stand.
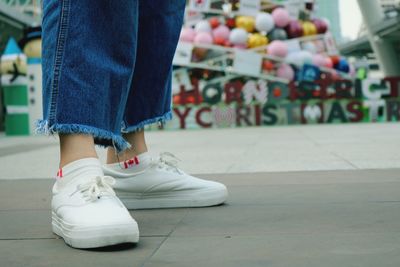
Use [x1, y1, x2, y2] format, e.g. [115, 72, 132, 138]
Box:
[0, 27, 43, 136]
[153, 0, 400, 130]
[0, 38, 29, 135]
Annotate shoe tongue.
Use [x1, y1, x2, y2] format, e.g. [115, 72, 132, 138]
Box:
[56, 158, 104, 188]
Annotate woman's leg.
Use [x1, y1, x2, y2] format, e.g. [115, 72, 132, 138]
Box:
[40, 0, 140, 249]
[106, 0, 186, 163]
[102, 0, 228, 209]
[59, 134, 97, 168]
[39, 0, 139, 152]
[106, 130, 147, 164]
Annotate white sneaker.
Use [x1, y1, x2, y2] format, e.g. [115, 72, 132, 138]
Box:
[51, 158, 139, 249]
[102, 152, 228, 209]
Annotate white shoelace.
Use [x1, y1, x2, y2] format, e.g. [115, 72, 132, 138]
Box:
[151, 152, 183, 174]
[76, 176, 116, 201]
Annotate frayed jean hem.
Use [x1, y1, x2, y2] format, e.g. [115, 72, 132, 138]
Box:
[35, 120, 131, 152]
[122, 111, 172, 133]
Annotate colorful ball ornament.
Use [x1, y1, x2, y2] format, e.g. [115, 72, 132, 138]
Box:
[225, 17, 236, 29]
[195, 20, 212, 33]
[212, 25, 230, 41]
[286, 52, 303, 66]
[247, 33, 268, 48]
[268, 28, 288, 41]
[302, 21, 317, 36]
[255, 12, 275, 33]
[299, 50, 313, 64]
[277, 64, 295, 80]
[229, 28, 248, 45]
[286, 20, 303, 38]
[324, 57, 333, 68]
[268, 40, 288, 58]
[286, 51, 312, 66]
[179, 27, 196, 43]
[236, 16, 256, 32]
[272, 8, 291, 28]
[336, 58, 350, 73]
[330, 55, 340, 66]
[262, 60, 275, 71]
[312, 54, 326, 67]
[312, 19, 328, 34]
[194, 32, 213, 44]
[209, 17, 220, 29]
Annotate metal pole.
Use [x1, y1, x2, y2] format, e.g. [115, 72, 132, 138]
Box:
[357, 0, 400, 76]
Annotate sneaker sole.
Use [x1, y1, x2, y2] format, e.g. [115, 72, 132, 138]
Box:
[117, 187, 228, 209]
[52, 212, 139, 249]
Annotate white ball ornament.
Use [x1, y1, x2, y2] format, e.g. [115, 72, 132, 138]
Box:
[255, 12, 275, 33]
[229, 28, 248, 45]
[299, 50, 313, 65]
[195, 20, 212, 33]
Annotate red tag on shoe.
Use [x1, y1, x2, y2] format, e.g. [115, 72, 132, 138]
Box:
[123, 156, 140, 169]
[56, 168, 63, 179]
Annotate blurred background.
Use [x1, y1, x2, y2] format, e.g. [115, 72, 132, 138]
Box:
[0, 0, 399, 177]
[0, 0, 399, 134]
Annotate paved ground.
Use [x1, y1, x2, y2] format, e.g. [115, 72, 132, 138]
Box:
[0, 123, 400, 266]
[1, 123, 400, 179]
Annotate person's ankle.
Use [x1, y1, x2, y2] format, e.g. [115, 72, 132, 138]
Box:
[106, 147, 148, 164]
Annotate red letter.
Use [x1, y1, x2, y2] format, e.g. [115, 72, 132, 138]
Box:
[196, 107, 212, 128]
[173, 107, 191, 129]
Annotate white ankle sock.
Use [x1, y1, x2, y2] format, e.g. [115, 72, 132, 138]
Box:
[106, 152, 150, 174]
[56, 158, 104, 189]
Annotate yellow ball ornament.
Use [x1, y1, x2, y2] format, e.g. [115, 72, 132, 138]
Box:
[247, 33, 268, 48]
[302, 21, 317, 36]
[236, 16, 256, 32]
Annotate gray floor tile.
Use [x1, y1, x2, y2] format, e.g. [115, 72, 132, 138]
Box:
[0, 210, 52, 239]
[0, 179, 52, 210]
[132, 208, 189, 237]
[0, 208, 188, 239]
[0, 237, 163, 267]
[144, 234, 400, 267]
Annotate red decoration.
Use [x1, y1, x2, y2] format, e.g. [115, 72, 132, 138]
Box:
[262, 60, 275, 72]
[225, 17, 236, 29]
[209, 17, 220, 29]
[330, 55, 340, 66]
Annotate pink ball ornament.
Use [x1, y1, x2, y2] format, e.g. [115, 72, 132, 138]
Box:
[268, 40, 288, 58]
[194, 32, 213, 44]
[277, 64, 295, 81]
[312, 54, 326, 67]
[212, 25, 230, 41]
[324, 57, 333, 68]
[272, 8, 291, 28]
[180, 27, 196, 43]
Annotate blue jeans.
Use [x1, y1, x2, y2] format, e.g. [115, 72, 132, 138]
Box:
[37, 0, 185, 151]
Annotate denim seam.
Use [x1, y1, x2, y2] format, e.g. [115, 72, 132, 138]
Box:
[48, 0, 70, 124]
[115, 0, 139, 135]
[35, 121, 130, 151]
[122, 110, 172, 133]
